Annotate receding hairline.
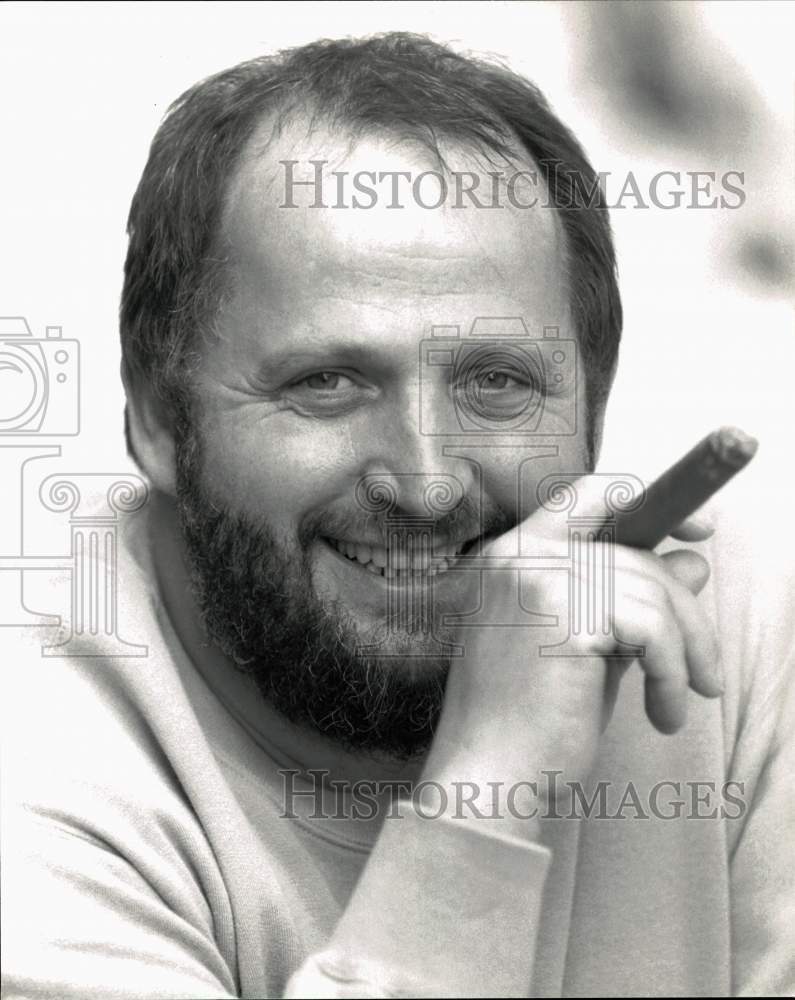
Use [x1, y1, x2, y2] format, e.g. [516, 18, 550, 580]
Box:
[211, 106, 572, 328]
[120, 32, 620, 467]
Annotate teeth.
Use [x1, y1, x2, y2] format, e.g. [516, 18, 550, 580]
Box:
[370, 548, 387, 568]
[327, 537, 465, 579]
[390, 550, 432, 572]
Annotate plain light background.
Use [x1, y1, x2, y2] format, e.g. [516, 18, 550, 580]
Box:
[1, 1, 793, 577]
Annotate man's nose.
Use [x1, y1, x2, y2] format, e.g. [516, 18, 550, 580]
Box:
[358, 390, 479, 517]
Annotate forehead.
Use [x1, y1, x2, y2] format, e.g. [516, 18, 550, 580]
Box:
[219, 119, 569, 332]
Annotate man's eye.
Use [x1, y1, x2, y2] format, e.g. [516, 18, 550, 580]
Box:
[294, 372, 354, 391]
[476, 370, 524, 391]
[452, 366, 538, 423]
[283, 370, 372, 414]
[467, 369, 533, 393]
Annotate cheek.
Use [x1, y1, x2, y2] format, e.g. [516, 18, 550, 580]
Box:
[197, 418, 361, 524]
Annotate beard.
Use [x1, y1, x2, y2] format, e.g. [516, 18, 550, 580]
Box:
[174, 423, 511, 760]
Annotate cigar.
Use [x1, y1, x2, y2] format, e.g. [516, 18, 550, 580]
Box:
[613, 426, 758, 549]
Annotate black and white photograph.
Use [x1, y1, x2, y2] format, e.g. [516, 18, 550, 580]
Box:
[1, 2, 793, 996]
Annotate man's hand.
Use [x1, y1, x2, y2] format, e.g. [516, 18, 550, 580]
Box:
[422, 475, 722, 835]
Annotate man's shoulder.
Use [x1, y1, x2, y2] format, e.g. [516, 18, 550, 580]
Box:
[653, 478, 795, 698]
[0, 587, 242, 999]
[630, 482, 794, 787]
[693, 488, 794, 787]
[705, 487, 794, 701]
[1, 629, 187, 829]
[0, 506, 203, 843]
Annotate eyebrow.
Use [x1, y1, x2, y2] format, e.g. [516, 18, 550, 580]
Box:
[254, 342, 394, 383]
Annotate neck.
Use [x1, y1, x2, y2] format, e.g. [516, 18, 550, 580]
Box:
[148, 489, 424, 786]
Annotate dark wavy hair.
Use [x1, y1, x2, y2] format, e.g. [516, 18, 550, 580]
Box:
[120, 32, 622, 458]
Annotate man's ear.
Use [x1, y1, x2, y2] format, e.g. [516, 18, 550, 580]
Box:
[590, 408, 607, 470]
[123, 366, 178, 497]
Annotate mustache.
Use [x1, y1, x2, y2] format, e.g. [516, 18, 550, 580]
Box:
[299, 492, 512, 549]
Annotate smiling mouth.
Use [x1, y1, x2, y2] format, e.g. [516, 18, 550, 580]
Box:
[322, 535, 482, 580]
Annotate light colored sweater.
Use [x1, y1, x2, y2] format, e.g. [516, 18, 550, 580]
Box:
[2, 502, 793, 998]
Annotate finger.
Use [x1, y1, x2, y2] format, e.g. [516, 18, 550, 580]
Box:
[606, 571, 689, 733]
[614, 550, 721, 697]
[658, 553, 722, 697]
[602, 656, 633, 731]
[617, 549, 723, 698]
[644, 669, 689, 734]
[483, 477, 594, 559]
[659, 548, 711, 595]
[634, 604, 689, 734]
[668, 516, 715, 543]
[513, 474, 633, 553]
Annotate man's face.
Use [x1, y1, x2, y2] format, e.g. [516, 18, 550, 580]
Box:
[175, 125, 589, 757]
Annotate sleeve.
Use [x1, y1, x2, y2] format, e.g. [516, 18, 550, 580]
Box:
[285, 802, 552, 999]
[4, 797, 550, 1000]
[729, 647, 795, 997]
[1, 806, 239, 1000]
[713, 480, 795, 997]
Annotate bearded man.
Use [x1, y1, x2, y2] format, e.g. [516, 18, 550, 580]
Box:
[3, 33, 792, 999]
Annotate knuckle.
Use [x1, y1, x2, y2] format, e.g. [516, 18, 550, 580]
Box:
[642, 603, 675, 645]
